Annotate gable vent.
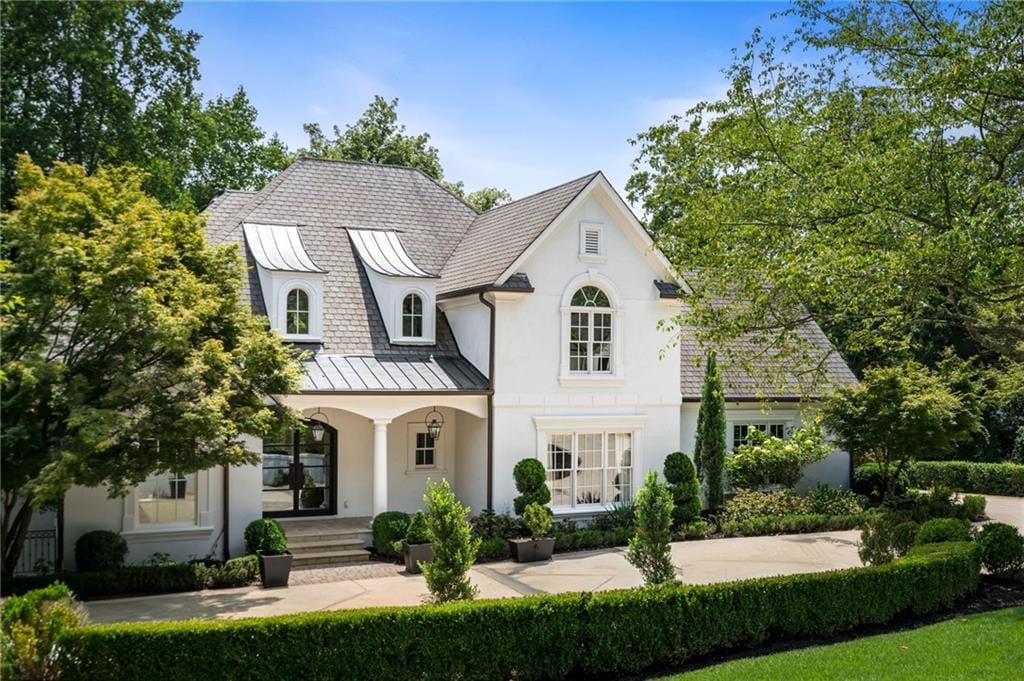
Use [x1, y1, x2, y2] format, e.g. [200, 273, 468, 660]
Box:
[583, 228, 601, 255]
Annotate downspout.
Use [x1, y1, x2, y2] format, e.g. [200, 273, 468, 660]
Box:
[222, 465, 230, 561]
[479, 292, 496, 510]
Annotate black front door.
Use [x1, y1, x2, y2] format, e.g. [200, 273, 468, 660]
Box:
[261, 422, 337, 517]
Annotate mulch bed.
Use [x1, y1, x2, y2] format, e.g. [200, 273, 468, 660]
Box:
[633, 575, 1024, 680]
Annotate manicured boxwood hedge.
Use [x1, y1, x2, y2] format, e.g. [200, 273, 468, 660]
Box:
[59, 542, 979, 681]
[907, 461, 1024, 497]
[718, 513, 865, 538]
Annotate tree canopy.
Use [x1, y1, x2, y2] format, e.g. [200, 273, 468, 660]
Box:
[0, 156, 300, 574]
[628, 1, 1023, 387]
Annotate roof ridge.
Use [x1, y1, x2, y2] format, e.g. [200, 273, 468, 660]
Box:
[475, 171, 600, 215]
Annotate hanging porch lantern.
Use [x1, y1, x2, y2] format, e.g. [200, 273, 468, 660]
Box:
[425, 407, 444, 440]
[308, 408, 329, 442]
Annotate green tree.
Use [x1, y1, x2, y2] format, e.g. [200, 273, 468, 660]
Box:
[821, 362, 982, 500]
[626, 470, 676, 585]
[464, 187, 512, 212]
[663, 451, 702, 527]
[0, 0, 288, 209]
[420, 479, 479, 603]
[0, 157, 301, 575]
[628, 1, 1024, 387]
[695, 352, 727, 508]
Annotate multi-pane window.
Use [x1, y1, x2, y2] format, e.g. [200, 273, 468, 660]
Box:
[286, 288, 310, 335]
[414, 431, 436, 468]
[138, 471, 197, 524]
[402, 293, 423, 337]
[732, 422, 787, 449]
[545, 432, 633, 508]
[568, 286, 612, 374]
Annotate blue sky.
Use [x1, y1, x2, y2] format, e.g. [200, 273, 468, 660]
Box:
[179, 2, 795, 199]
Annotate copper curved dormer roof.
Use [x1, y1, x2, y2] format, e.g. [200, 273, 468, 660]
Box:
[347, 228, 437, 278]
[242, 222, 326, 273]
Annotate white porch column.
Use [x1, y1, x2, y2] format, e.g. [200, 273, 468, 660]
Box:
[372, 419, 391, 517]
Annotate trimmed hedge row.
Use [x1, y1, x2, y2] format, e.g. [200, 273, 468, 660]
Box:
[59, 542, 979, 681]
[718, 513, 865, 538]
[907, 461, 1024, 497]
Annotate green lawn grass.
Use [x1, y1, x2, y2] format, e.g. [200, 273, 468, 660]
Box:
[663, 607, 1024, 680]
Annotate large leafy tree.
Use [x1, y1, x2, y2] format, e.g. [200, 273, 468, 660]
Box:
[0, 156, 301, 575]
[628, 1, 1024, 388]
[301, 96, 511, 212]
[0, 0, 288, 209]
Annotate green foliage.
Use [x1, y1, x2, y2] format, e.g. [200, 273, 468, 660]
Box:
[522, 503, 553, 539]
[73, 531, 126, 573]
[0, 2, 288, 209]
[628, 2, 1024, 379]
[553, 526, 634, 553]
[858, 515, 920, 566]
[852, 463, 910, 501]
[915, 519, 973, 546]
[719, 513, 865, 538]
[975, 523, 1024, 576]
[906, 461, 1024, 497]
[0, 157, 300, 575]
[1, 582, 85, 681]
[806, 484, 864, 516]
[695, 352, 727, 508]
[590, 501, 636, 531]
[470, 509, 523, 541]
[371, 511, 409, 559]
[243, 519, 287, 556]
[463, 187, 512, 212]
[626, 471, 676, 585]
[961, 495, 987, 521]
[823, 363, 982, 500]
[719, 490, 811, 524]
[420, 479, 479, 603]
[664, 452, 702, 527]
[404, 511, 432, 546]
[206, 556, 258, 590]
[57, 543, 980, 681]
[475, 537, 510, 562]
[675, 520, 716, 540]
[727, 425, 832, 490]
[512, 458, 551, 515]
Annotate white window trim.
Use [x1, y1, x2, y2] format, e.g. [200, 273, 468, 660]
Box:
[559, 270, 625, 386]
[578, 221, 607, 263]
[405, 422, 448, 476]
[534, 414, 646, 513]
[393, 286, 436, 345]
[727, 417, 796, 450]
[121, 469, 214, 540]
[277, 279, 323, 342]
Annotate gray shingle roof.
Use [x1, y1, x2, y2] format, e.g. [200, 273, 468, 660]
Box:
[301, 354, 488, 392]
[438, 172, 599, 295]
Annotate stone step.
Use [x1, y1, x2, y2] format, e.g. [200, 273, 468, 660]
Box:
[292, 548, 372, 568]
[289, 537, 367, 554]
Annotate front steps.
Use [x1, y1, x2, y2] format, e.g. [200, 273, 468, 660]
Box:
[279, 518, 373, 569]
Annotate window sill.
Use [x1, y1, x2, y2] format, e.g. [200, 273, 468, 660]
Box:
[121, 526, 215, 543]
[405, 467, 448, 477]
[282, 334, 321, 343]
[391, 337, 436, 346]
[550, 505, 622, 517]
[558, 374, 625, 387]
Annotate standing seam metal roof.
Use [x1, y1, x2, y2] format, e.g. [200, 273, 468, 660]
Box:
[347, 229, 435, 277]
[242, 223, 326, 273]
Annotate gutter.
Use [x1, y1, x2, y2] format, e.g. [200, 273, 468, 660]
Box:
[479, 291, 496, 510]
[437, 283, 534, 301]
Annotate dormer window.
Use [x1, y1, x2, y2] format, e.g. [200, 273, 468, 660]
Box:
[286, 288, 310, 335]
[402, 293, 424, 337]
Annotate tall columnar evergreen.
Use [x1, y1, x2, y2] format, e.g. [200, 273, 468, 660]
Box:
[695, 352, 727, 509]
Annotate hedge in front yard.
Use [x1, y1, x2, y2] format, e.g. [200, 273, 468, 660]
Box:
[59, 542, 979, 681]
[718, 513, 865, 538]
[907, 461, 1024, 497]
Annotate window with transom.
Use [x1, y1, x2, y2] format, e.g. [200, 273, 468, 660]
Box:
[568, 286, 612, 373]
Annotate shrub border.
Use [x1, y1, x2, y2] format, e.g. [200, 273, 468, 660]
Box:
[907, 461, 1024, 497]
[59, 542, 979, 681]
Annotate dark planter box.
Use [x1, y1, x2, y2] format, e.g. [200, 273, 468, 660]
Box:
[508, 537, 555, 563]
[257, 551, 293, 588]
[403, 541, 434, 574]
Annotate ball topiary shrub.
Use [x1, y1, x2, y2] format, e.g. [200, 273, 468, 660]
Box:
[914, 518, 973, 545]
[976, 522, 1024, 576]
[513, 458, 551, 515]
[74, 530, 128, 572]
[372, 511, 410, 559]
[243, 518, 288, 555]
[664, 452, 702, 527]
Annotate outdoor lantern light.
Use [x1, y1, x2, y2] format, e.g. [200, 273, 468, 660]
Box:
[425, 407, 444, 439]
[309, 408, 329, 442]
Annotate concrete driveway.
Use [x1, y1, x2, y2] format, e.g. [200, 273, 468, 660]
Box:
[979, 494, 1024, 532]
[84, 530, 861, 624]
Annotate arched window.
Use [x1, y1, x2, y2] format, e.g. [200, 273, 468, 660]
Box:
[402, 293, 423, 337]
[568, 286, 612, 373]
[286, 288, 310, 335]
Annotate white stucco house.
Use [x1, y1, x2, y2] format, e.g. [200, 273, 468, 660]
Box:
[54, 158, 856, 569]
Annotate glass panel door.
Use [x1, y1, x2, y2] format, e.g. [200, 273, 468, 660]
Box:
[262, 421, 336, 516]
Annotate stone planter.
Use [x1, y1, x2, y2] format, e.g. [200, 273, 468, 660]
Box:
[508, 537, 555, 563]
[403, 541, 434, 574]
[257, 551, 293, 588]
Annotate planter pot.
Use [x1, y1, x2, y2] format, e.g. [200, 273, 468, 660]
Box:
[257, 551, 293, 588]
[508, 537, 555, 563]
[403, 541, 434, 573]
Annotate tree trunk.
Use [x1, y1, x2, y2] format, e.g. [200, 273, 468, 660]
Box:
[2, 496, 35, 578]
